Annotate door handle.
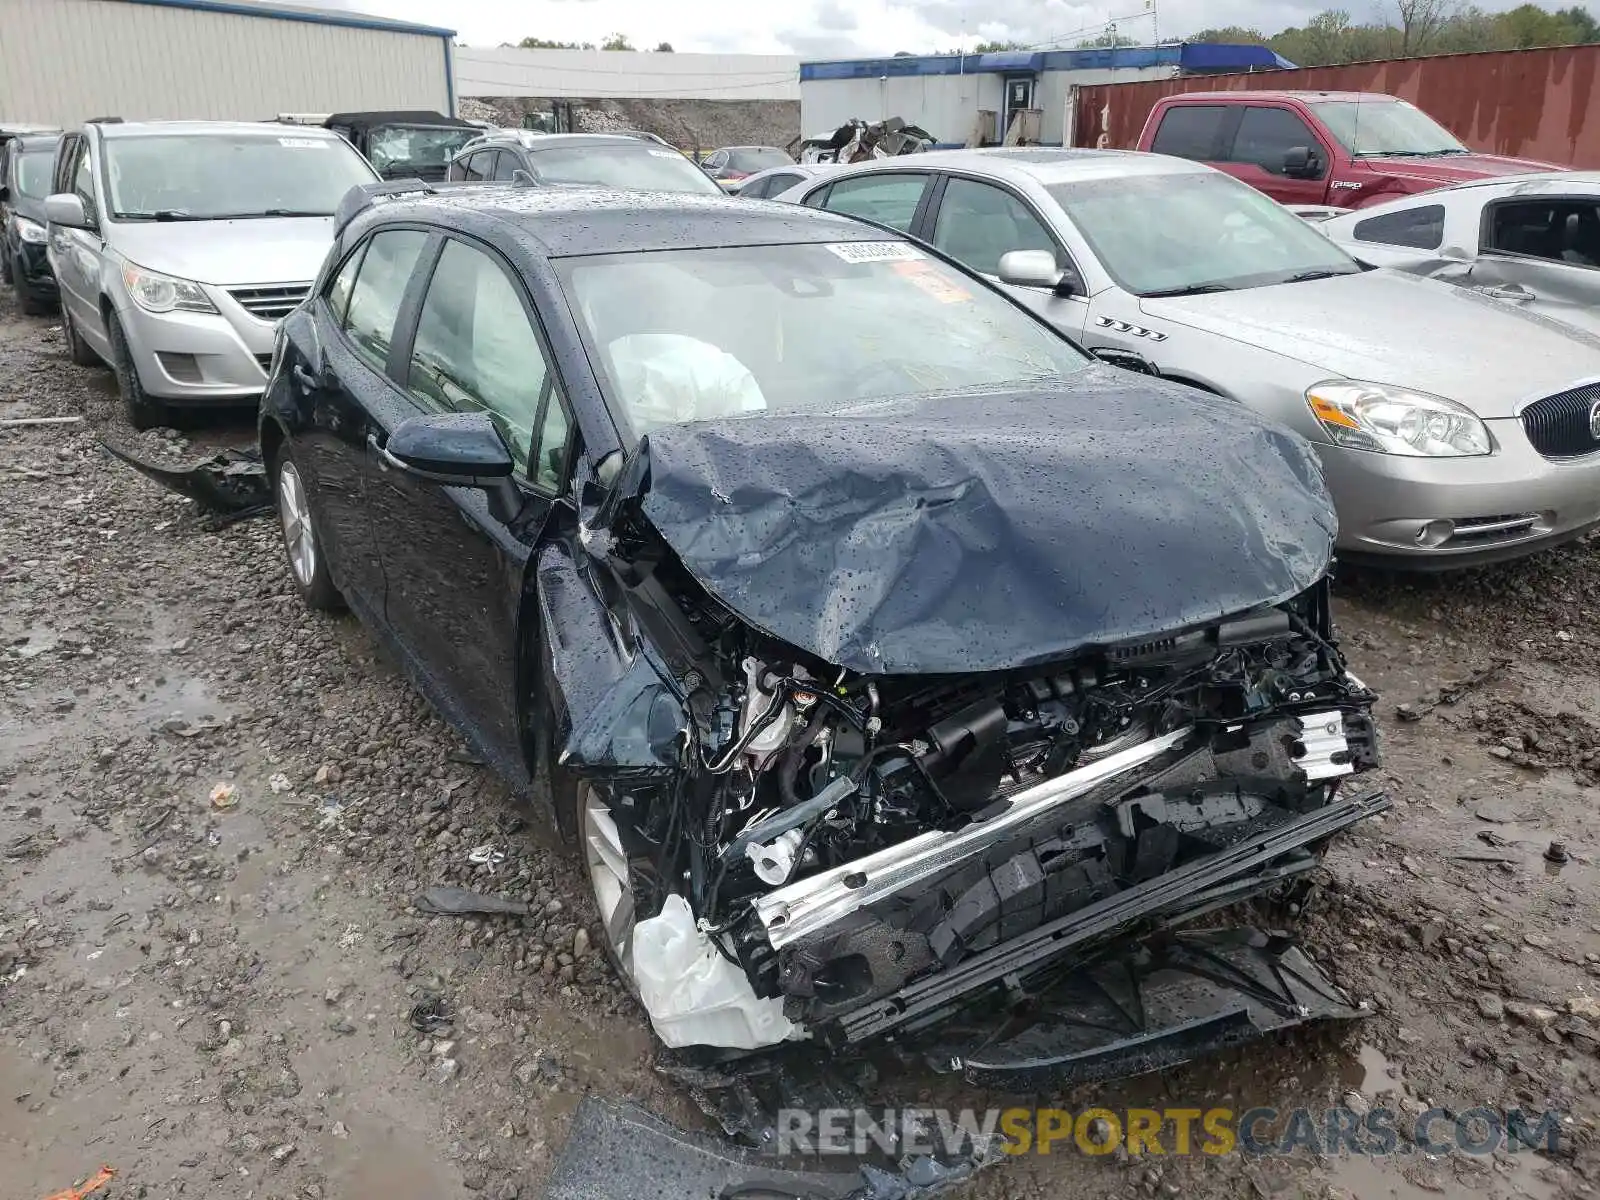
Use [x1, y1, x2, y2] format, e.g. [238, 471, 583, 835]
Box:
[1479, 283, 1533, 302]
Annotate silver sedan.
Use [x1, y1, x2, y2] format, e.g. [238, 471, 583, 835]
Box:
[1316, 172, 1600, 338]
[775, 150, 1600, 568]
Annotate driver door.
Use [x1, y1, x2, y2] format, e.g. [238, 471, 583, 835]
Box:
[919, 173, 1091, 342]
[365, 233, 575, 780]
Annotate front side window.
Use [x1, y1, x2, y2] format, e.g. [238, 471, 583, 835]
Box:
[72, 144, 97, 221]
[1353, 203, 1446, 250]
[560, 240, 1089, 441]
[102, 133, 376, 220]
[492, 152, 520, 182]
[523, 144, 722, 194]
[816, 174, 928, 232]
[1229, 107, 1324, 176]
[1150, 105, 1230, 160]
[1484, 199, 1600, 267]
[931, 177, 1057, 277]
[407, 239, 561, 478]
[1049, 171, 1358, 296]
[1307, 100, 1467, 158]
[342, 229, 428, 373]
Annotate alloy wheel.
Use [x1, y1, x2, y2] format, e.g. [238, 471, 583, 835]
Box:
[276, 460, 318, 588]
[581, 784, 636, 976]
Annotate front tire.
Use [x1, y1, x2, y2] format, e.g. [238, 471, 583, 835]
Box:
[106, 312, 168, 430]
[17, 276, 51, 316]
[273, 448, 343, 612]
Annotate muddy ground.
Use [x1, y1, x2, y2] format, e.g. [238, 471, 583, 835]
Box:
[3, 286, 1600, 1200]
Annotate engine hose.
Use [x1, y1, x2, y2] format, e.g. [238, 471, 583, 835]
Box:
[777, 708, 830, 810]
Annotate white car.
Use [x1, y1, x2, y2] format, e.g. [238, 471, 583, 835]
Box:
[1317, 172, 1600, 337]
[776, 150, 1600, 567]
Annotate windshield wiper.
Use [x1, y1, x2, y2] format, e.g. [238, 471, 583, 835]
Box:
[1281, 269, 1356, 284]
[1141, 282, 1233, 297]
[1355, 148, 1468, 158]
[118, 210, 203, 221]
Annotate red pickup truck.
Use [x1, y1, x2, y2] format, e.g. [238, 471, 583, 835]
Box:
[1134, 91, 1563, 209]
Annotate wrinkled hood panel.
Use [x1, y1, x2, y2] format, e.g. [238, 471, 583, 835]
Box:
[622, 370, 1337, 675]
[1142, 271, 1600, 417]
[1365, 153, 1565, 186]
[109, 216, 333, 286]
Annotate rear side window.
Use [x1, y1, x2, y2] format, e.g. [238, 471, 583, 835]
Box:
[342, 229, 428, 373]
[1484, 198, 1600, 266]
[815, 174, 928, 232]
[1228, 107, 1323, 175]
[1150, 105, 1229, 160]
[1353, 204, 1446, 250]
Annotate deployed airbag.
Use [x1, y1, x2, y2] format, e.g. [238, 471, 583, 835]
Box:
[622, 370, 1337, 674]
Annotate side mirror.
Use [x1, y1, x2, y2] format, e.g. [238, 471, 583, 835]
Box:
[44, 192, 89, 229]
[510, 168, 535, 185]
[998, 249, 1082, 297]
[1283, 146, 1321, 179]
[380, 412, 514, 487]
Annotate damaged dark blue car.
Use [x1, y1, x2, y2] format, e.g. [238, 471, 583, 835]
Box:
[257, 182, 1385, 1194]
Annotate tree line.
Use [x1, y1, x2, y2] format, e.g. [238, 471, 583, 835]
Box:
[507, 35, 674, 52]
[1195, 1, 1598, 64]
[947, 1, 1597, 64]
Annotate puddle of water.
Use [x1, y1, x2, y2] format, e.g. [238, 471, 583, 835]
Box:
[1320, 1148, 1560, 1200]
[1357, 1044, 1403, 1096]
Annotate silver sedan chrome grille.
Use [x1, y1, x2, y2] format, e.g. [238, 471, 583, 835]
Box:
[227, 283, 311, 322]
[1522, 383, 1600, 459]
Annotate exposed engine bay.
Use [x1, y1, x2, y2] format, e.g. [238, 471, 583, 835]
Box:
[576, 566, 1380, 1054]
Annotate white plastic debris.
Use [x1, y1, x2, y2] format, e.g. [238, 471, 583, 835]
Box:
[630, 895, 798, 1050]
[747, 828, 805, 887]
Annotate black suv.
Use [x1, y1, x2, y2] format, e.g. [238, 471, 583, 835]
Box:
[445, 131, 721, 195]
[0, 132, 61, 313]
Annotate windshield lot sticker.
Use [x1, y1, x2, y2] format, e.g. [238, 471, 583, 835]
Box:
[277, 137, 329, 149]
[892, 260, 972, 303]
[647, 148, 680, 157]
[825, 241, 923, 264]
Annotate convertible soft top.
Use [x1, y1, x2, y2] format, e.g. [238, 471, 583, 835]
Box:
[324, 111, 477, 132]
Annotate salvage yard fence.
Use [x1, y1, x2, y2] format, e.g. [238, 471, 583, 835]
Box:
[1069, 43, 1600, 168]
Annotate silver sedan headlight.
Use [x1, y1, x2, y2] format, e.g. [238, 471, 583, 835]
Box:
[122, 263, 217, 315]
[14, 215, 48, 244]
[1305, 380, 1491, 457]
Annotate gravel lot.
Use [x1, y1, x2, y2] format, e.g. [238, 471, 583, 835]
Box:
[4, 285, 1600, 1200]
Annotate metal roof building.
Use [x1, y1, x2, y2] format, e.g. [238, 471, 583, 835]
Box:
[456, 48, 801, 103]
[800, 43, 1293, 147]
[0, 0, 458, 127]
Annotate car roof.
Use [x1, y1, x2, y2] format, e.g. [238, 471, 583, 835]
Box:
[360, 186, 903, 257]
[97, 120, 347, 140]
[465, 132, 665, 153]
[1161, 90, 1401, 104]
[822, 147, 1213, 187]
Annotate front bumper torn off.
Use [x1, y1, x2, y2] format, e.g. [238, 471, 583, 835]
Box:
[100, 441, 272, 523]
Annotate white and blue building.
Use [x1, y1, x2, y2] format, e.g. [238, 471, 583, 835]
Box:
[799, 43, 1293, 147]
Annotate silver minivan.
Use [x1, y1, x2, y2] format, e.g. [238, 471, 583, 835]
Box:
[46, 119, 377, 427]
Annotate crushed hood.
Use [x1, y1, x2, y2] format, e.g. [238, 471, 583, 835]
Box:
[1142, 270, 1600, 418]
[616, 370, 1337, 675]
[1361, 152, 1566, 187]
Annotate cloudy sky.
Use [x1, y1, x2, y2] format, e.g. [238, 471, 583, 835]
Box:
[316, 0, 1431, 57]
